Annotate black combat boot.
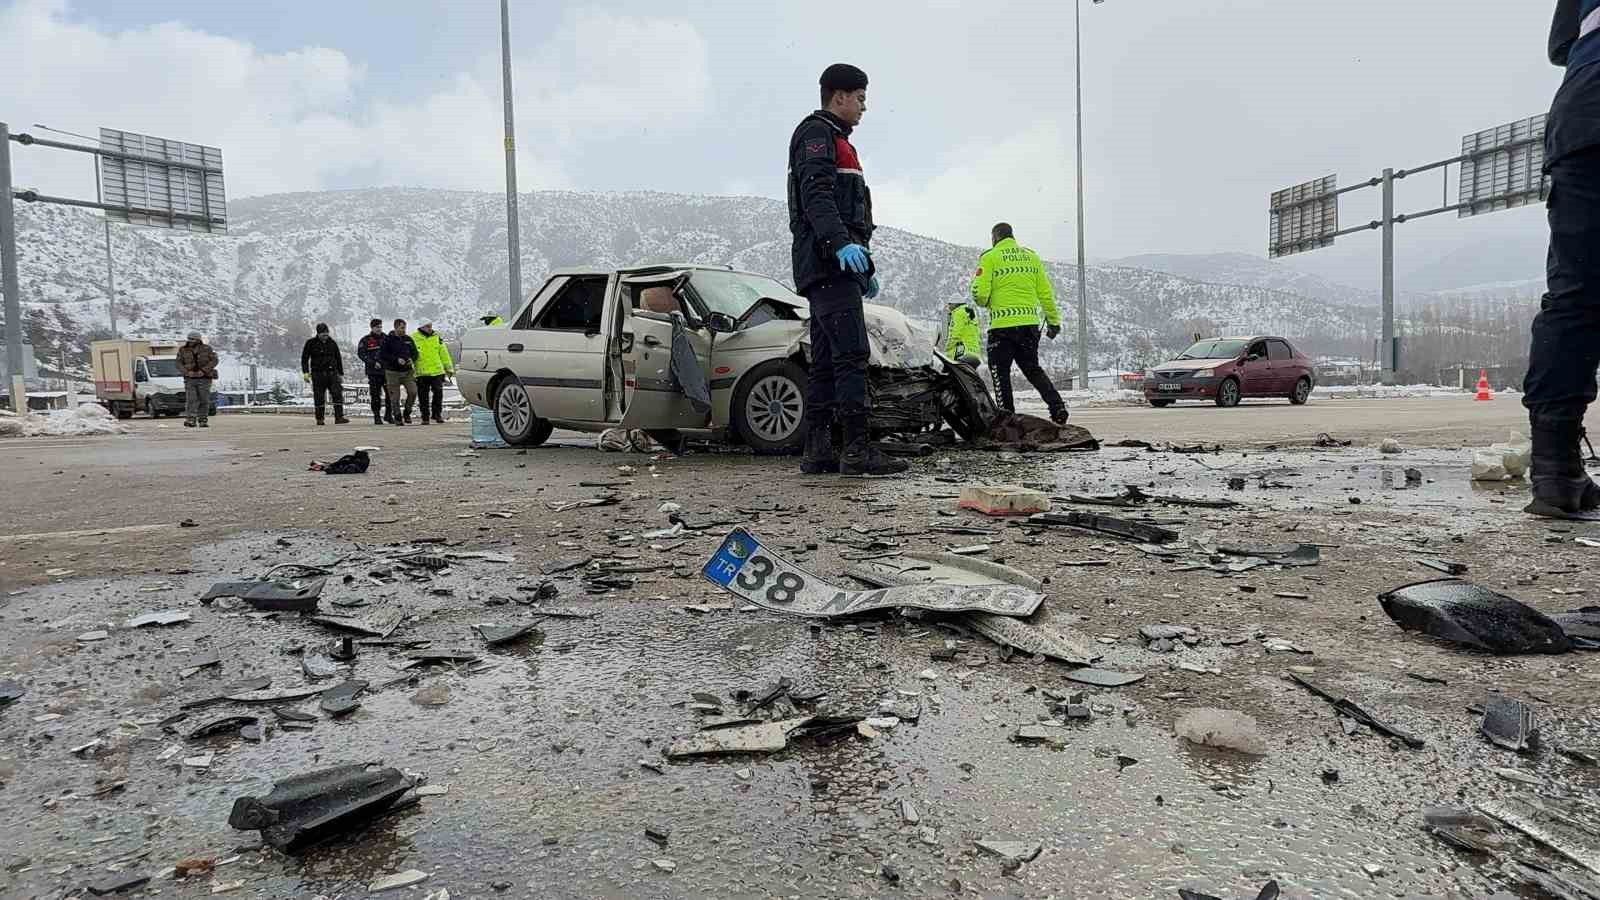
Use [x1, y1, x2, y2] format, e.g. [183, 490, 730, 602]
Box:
[798, 422, 839, 475]
[1526, 411, 1589, 518]
[839, 416, 908, 478]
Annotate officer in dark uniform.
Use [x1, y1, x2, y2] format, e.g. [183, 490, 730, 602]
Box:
[786, 63, 907, 478]
[1524, 0, 1600, 517]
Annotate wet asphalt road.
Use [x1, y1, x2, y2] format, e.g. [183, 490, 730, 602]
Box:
[0, 401, 1597, 899]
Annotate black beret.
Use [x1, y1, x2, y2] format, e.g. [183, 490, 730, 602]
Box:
[819, 63, 868, 93]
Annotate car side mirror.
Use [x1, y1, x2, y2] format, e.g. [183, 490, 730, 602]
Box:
[705, 312, 737, 334]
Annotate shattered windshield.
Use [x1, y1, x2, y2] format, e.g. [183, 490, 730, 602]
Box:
[689, 270, 803, 319]
[1177, 339, 1247, 361]
[146, 358, 182, 377]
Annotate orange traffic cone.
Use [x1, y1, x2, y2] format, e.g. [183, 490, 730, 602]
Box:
[1473, 369, 1493, 401]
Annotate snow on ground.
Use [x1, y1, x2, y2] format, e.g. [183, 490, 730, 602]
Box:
[0, 404, 127, 438]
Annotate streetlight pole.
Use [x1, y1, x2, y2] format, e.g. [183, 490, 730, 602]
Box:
[499, 0, 523, 320]
[1073, 0, 1092, 390]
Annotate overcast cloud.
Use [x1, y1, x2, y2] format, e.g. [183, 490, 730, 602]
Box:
[0, 0, 1562, 287]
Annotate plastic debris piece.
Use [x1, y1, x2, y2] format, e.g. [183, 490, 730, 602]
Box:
[1217, 544, 1321, 567]
[369, 870, 430, 892]
[1065, 668, 1145, 688]
[1378, 579, 1573, 655]
[1478, 795, 1600, 877]
[1288, 673, 1425, 748]
[958, 484, 1052, 517]
[1011, 725, 1068, 747]
[476, 624, 542, 647]
[308, 606, 405, 639]
[200, 577, 325, 612]
[1422, 807, 1503, 854]
[963, 613, 1098, 665]
[319, 680, 367, 717]
[127, 609, 191, 628]
[1027, 511, 1179, 544]
[666, 717, 813, 758]
[974, 840, 1042, 863]
[1506, 858, 1600, 900]
[229, 763, 418, 852]
[187, 715, 259, 741]
[0, 678, 24, 706]
[1174, 708, 1268, 755]
[87, 873, 152, 895]
[1481, 695, 1536, 752]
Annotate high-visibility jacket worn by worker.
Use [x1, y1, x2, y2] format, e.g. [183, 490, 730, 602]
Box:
[411, 330, 454, 377]
[944, 304, 982, 358]
[970, 237, 1061, 331]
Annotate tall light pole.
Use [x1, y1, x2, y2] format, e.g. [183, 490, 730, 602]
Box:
[1072, 0, 1100, 389]
[499, 0, 523, 319]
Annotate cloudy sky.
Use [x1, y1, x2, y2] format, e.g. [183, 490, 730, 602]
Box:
[0, 0, 1562, 286]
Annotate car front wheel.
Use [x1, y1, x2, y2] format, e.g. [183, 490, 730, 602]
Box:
[1289, 377, 1312, 405]
[731, 359, 807, 455]
[492, 376, 552, 447]
[1214, 377, 1241, 408]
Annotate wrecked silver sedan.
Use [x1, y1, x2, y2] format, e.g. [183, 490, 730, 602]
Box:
[455, 264, 987, 452]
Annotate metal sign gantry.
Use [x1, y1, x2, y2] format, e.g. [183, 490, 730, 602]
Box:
[1267, 114, 1547, 383]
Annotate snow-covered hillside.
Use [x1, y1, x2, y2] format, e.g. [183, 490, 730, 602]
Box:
[5, 188, 1377, 375]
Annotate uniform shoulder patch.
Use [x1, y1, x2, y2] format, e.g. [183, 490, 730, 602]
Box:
[804, 139, 829, 158]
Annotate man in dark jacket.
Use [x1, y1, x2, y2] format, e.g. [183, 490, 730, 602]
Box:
[787, 62, 906, 478]
[300, 323, 349, 426]
[356, 318, 390, 425]
[379, 318, 419, 426]
[1524, 0, 1600, 518]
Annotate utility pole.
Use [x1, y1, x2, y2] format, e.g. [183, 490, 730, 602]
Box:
[500, 0, 523, 319]
[0, 122, 25, 412]
[1072, 0, 1090, 389]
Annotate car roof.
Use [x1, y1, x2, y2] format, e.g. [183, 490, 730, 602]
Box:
[1206, 335, 1284, 342]
[547, 263, 780, 281]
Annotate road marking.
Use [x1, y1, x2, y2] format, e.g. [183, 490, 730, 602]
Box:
[0, 523, 179, 543]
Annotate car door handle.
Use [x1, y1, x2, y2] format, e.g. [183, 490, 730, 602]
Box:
[507, 343, 524, 353]
[642, 335, 662, 347]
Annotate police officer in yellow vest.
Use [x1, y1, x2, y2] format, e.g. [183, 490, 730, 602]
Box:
[943, 299, 982, 364]
[970, 222, 1068, 423]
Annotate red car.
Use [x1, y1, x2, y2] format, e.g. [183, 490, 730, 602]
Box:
[1141, 335, 1315, 408]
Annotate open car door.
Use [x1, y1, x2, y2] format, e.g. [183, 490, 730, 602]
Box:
[616, 274, 715, 432]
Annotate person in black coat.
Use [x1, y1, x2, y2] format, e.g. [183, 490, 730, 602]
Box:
[300, 323, 348, 425]
[355, 318, 390, 424]
[378, 318, 419, 426]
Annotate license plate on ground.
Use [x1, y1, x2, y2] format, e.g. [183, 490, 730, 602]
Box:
[1158, 383, 1183, 392]
[702, 528, 1042, 618]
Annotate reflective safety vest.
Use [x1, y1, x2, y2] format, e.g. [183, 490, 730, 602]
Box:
[970, 237, 1060, 330]
[944, 304, 981, 358]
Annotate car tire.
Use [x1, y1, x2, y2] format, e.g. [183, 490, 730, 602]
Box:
[1148, 399, 1174, 408]
[491, 376, 552, 447]
[114, 402, 133, 420]
[731, 359, 807, 455]
[1214, 377, 1241, 408]
[1289, 377, 1312, 405]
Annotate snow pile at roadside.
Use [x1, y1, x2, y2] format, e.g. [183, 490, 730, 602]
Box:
[0, 404, 128, 438]
[1314, 384, 1472, 400]
[1013, 388, 1146, 411]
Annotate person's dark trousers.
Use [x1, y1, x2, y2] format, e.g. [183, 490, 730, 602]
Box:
[1523, 145, 1600, 514]
[367, 374, 388, 423]
[987, 325, 1065, 416]
[312, 375, 345, 424]
[416, 375, 445, 423]
[802, 277, 869, 437]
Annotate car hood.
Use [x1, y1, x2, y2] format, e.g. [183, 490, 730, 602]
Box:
[1151, 357, 1235, 373]
[150, 376, 187, 390]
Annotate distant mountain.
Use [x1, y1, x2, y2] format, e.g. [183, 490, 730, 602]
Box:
[1399, 234, 1547, 295]
[1103, 252, 1375, 305]
[4, 188, 1377, 377]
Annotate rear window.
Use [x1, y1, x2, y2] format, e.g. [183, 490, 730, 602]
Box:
[1267, 340, 1292, 361]
[534, 276, 608, 332]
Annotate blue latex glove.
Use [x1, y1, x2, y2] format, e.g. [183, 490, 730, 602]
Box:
[835, 243, 870, 274]
[864, 275, 880, 299]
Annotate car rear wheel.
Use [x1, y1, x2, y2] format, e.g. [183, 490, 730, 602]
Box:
[1289, 377, 1312, 405]
[492, 376, 552, 447]
[1149, 399, 1174, 408]
[114, 401, 133, 420]
[731, 359, 807, 455]
[1214, 377, 1241, 408]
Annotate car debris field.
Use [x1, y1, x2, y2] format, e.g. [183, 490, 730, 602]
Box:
[2, 395, 1598, 899]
